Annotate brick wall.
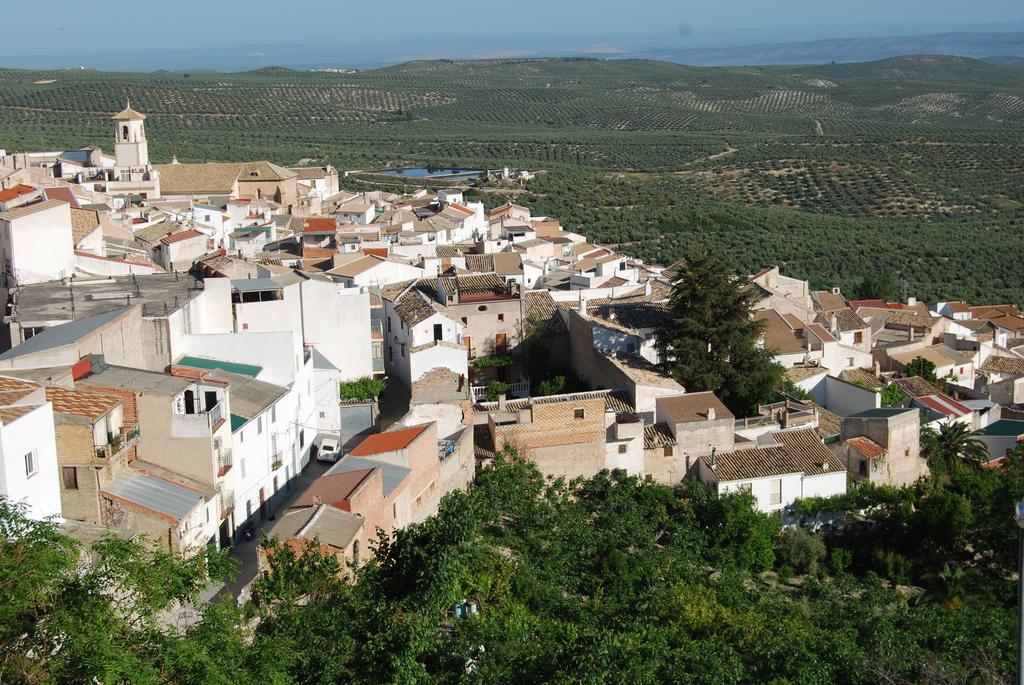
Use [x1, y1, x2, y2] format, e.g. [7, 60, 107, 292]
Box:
[493, 397, 606, 478]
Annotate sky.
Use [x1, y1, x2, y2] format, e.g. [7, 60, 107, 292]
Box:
[2, 0, 1022, 69]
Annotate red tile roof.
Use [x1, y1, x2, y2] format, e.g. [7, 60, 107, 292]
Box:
[291, 469, 375, 510]
[846, 436, 886, 459]
[0, 184, 38, 203]
[303, 217, 337, 232]
[159, 229, 204, 245]
[348, 423, 431, 456]
[43, 187, 79, 208]
[362, 247, 388, 258]
[447, 203, 474, 215]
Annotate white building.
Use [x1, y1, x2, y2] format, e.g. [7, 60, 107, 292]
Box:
[0, 391, 61, 520]
[697, 429, 846, 514]
[0, 199, 75, 285]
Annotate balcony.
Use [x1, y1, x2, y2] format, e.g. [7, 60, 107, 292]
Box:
[370, 319, 384, 340]
[271, 454, 284, 471]
[471, 381, 530, 401]
[303, 346, 313, 364]
[219, 490, 235, 520]
[217, 448, 233, 477]
[372, 357, 385, 374]
[207, 401, 225, 431]
[94, 424, 140, 460]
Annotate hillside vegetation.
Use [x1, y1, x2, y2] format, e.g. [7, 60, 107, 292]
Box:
[1, 56, 1022, 301]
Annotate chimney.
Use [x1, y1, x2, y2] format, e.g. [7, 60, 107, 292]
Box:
[907, 296, 917, 306]
[578, 294, 588, 315]
[707, 407, 716, 422]
[830, 313, 838, 334]
[831, 287, 841, 295]
[498, 393, 507, 412]
[908, 326, 915, 342]
[313, 495, 322, 506]
[820, 460, 830, 472]
[873, 361, 881, 377]
[450, 283, 460, 305]
[710, 447, 718, 470]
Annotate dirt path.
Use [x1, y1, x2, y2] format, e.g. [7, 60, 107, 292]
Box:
[708, 146, 738, 160]
[814, 119, 824, 136]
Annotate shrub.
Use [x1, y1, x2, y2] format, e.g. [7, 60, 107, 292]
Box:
[339, 376, 386, 401]
[776, 526, 826, 575]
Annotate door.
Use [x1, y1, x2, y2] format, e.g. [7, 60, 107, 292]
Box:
[259, 487, 267, 521]
[495, 333, 507, 354]
[204, 391, 218, 412]
[464, 336, 472, 359]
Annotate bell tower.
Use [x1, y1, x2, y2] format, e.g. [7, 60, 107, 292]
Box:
[112, 100, 149, 168]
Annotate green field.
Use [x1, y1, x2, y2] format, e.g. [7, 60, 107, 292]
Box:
[1, 56, 1022, 302]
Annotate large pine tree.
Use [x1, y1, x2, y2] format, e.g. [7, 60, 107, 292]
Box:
[656, 247, 784, 416]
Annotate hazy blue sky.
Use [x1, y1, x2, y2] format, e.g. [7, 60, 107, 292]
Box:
[6, 0, 1024, 55]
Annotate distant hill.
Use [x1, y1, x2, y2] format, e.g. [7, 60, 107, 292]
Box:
[630, 31, 1024, 66]
[983, 55, 1024, 68]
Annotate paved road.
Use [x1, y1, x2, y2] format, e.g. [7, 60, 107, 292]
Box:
[213, 457, 334, 603]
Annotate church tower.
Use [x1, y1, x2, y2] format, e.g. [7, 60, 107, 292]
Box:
[112, 101, 149, 168]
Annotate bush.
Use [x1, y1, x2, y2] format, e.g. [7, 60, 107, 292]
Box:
[339, 376, 386, 401]
[536, 375, 566, 396]
[484, 380, 509, 402]
[776, 526, 826, 575]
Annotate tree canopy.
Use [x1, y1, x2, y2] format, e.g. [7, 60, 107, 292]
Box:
[655, 247, 785, 415]
[3, 448, 1020, 683]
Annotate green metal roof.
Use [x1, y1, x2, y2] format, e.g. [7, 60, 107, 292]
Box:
[177, 355, 262, 378]
[230, 414, 249, 432]
[848, 407, 914, 419]
[982, 420, 1024, 437]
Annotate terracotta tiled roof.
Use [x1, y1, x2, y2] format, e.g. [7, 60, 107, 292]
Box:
[0, 198, 68, 222]
[816, 308, 868, 333]
[45, 386, 120, 420]
[644, 422, 676, 449]
[159, 229, 204, 245]
[839, 368, 885, 391]
[981, 355, 1024, 376]
[70, 208, 100, 244]
[291, 469, 375, 509]
[659, 392, 733, 424]
[0, 184, 38, 203]
[846, 436, 886, 459]
[111, 106, 146, 121]
[755, 309, 805, 355]
[702, 428, 843, 481]
[892, 376, 937, 399]
[348, 423, 431, 456]
[79, 384, 138, 425]
[0, 405, 39, 424]
[523, 290, 566, 335]
[885, 310, 936, 330]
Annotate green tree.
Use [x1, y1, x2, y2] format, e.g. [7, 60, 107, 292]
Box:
[855, 272, 900, 301]
[776, 526, 826, 575]
[905, 356, 937, 382]
[339, 376, 387, 401]
[925, 422, 989, 473]
[880, 382, 907, 407]
[656, 247, 785, 415]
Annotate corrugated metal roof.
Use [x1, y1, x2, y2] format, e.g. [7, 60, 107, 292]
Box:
[103, 472, 203, 521]
[0, 308, 132, 361]
[329, 456, 410, 496]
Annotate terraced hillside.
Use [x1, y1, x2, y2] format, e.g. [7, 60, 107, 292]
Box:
[0, 56, 1022, 301]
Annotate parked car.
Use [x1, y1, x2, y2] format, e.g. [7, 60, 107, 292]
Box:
[315, 436, 342, 463]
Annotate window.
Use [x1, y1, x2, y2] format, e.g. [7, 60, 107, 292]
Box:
[271, 405, 276, 423]
[854, 331, 863, 344]
[769, 478, 782, 505]
[400, 343, 406, 358]
[240, 458, 247, 479]
[618, 444, 628, 454]
[573, 408, 585, 420]
[904, 448, 910, 457]
[847, 357, 855, 367]
[859, 460, 868, 476]
[246, 500, 252, 518]
[257, 417, 263, 434]
[387, 316, 392, 332]
[461, 316, 467, 324]
[352, 539, 360, 565]
[62, 467, 78, 490]
[477, 305, 488, 312]
[389, 346, 393, 362]
[433, 323, 443, 341]
[24, 451, 37, 477]
[319, 411, 325, 418]
[663, 446, 672, 457]
[497, 313, 504, 322]
[739, 483, 752, 493]
[300, 431, 305, 449]
[273, 476, 279, 493]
